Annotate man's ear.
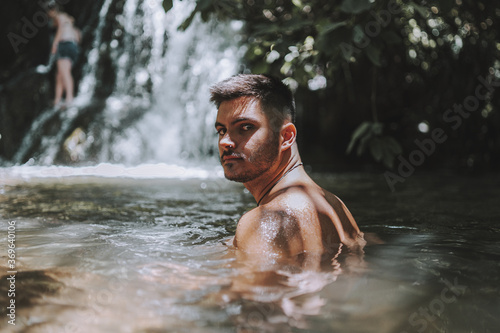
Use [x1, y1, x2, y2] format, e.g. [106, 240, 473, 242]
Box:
[280, 122, 297, 150]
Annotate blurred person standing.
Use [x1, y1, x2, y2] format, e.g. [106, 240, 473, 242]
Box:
[47, 4, 80, 108]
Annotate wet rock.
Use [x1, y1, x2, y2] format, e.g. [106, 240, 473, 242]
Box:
[0, 270, 64, 315]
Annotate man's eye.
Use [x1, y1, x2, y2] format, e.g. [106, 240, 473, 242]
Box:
[241, 124, 253, 131]
[216, 128, 226, 136]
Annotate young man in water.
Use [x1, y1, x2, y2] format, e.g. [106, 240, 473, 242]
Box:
[211, 74, 365, 262]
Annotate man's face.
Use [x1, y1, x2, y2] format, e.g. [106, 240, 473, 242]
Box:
[215, 96, 280, 183]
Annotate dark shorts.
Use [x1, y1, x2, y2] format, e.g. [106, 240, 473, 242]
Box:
[56, 41, 79, 65]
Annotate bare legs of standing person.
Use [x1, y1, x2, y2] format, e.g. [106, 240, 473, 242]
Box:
[54, 58, 74, 107]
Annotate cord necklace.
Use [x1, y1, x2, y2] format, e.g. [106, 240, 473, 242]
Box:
[256, 163, 304, 206]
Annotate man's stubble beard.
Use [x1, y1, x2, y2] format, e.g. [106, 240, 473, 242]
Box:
[222, 133, 280, 183]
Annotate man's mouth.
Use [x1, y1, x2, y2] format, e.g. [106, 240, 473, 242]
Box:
[221, 153, 243, 162]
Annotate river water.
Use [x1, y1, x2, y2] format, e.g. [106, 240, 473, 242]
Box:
[0, 165, 499, 332]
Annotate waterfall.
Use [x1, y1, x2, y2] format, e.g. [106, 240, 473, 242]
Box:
[108, 0, 243, 164]
[77, 0, 115, 100]
[13, 0, 243, 166]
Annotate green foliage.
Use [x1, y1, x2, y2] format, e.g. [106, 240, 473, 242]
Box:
[164, 0, 402, 82]
[162, 0, 173, 12]
[162, 0, 500, 170]
[340, 0, 373, 14]
[173, 0, 245, 31]
[346, 122, 402, 168]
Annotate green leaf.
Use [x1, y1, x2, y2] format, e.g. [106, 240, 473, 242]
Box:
[339, 42, 362, 61]
[384, 136, 403, 155]
[352, 24, 365, 44]
[320, 21, 348, 34]
[178, 10, 197, 31]
[356, 131, 372, 156]
[196, 0, 213, 11]
[382, 147, 395, 168]
[381, 31, 402, 44]
[201, 10, 210, 22]
[346, 121, 373, 154]
[340, 0, 373, 14]
[317, 26, 350, 56]
[379, 136, 403, 168]
[253, 60, 269, 75]
[253, 23, 284, 36]
[436, 1, 454, 15]
[178, 0, 214, 30]
[365, 44, 381, 66]
[372, 122, 383, 135]
[162, 0, 173, 12]
[284, 19, 314, 33]
[346, 124, 403, 168]
[369, 137, 384, 162]
[409, 1, 428, 18]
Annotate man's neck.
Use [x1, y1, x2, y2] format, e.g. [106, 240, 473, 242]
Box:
[244, 144, 302, 205]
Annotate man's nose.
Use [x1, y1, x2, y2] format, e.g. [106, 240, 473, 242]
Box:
[219, 133, 235, 149]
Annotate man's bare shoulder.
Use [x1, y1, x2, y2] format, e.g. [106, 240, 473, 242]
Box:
[242, 185, 316, 221]
[233, 187, 320, 254]
[233, 182, 364, 254]
[318, 188, 365, 246]
[278, 183, 364, 247]
[271, 183, 317, 212]
[234, 198, 310, 255]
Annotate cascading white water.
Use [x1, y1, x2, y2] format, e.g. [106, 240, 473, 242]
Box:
[108, 0, 244, 165]
[77, 0, 115, 101]
[15, 0, 243, 166]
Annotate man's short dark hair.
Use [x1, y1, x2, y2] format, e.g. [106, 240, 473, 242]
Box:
[210, 74, 295, 130]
